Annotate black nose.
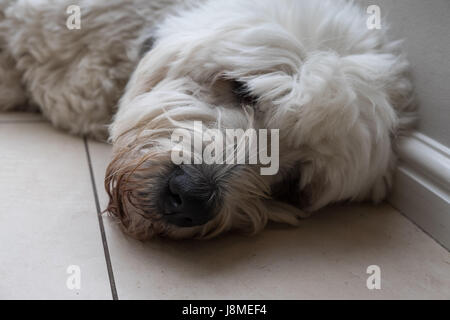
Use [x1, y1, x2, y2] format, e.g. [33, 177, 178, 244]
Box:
[161, 166, 217, 227]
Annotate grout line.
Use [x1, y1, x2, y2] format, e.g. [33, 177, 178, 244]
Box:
[0, 119, 47, 124]
[388, 200, 449, 252]
[84, 137, 119, 300]
[395, 207, 449, 252]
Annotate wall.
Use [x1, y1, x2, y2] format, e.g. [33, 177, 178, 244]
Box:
[359, 0, 450, 147]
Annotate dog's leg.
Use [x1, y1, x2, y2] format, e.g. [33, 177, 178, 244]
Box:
[0, 50, 29, 112]
[0, 1, 29, 112]
[2, 0, 178, 140]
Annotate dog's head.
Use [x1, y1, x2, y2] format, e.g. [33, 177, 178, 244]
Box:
[105, 0, 412, 239]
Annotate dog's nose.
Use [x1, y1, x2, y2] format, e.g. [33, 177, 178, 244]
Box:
[162, 166, 216, 227]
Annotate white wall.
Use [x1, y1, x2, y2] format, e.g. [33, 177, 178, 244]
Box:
[359, 0, 450, 147]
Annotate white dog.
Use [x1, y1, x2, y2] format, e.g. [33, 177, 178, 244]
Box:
[0, 0, 416, 239]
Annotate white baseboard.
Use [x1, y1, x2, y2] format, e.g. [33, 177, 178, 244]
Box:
[388, 132, 450, 250]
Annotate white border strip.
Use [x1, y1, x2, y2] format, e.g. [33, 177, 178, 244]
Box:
[389, 132, 450, 249]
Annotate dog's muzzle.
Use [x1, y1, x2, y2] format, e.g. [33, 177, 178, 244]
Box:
[159, 165, 219, 228]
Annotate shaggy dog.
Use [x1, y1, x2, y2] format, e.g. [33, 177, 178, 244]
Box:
[0, 0, 415, 239]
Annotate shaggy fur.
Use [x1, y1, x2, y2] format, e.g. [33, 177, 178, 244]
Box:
[0, 0, 416, 239]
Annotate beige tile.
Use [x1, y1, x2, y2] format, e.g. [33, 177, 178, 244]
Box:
[0, 123, 111, 299]
[0, 111, 44, 122]
[89, 140, 450, 300]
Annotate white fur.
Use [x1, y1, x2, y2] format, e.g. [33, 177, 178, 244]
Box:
[0, 0, 180, 138]
[0, 0, 416, 239]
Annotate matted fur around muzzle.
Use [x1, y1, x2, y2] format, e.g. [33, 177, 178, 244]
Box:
[105, 129, 278, 240]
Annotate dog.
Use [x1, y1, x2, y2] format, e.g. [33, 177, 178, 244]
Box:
[0, 0, 416, 239]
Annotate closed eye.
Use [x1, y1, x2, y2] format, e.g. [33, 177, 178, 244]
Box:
[230, 79, 258, 105]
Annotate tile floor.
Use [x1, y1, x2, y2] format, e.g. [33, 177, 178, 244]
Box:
[1, 112, 449, 300]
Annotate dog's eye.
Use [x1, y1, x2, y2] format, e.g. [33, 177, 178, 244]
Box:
[231, 80, 257, 105]
[139, 36, 155, 57]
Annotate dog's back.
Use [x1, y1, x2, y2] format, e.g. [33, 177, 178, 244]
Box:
[0, 0, 185, 138]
